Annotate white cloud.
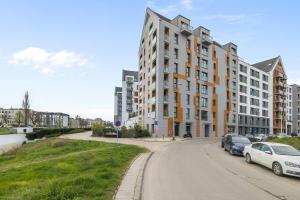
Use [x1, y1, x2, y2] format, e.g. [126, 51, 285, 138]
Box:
[180, 0, 193, 10]
[9, 47, 87, 74]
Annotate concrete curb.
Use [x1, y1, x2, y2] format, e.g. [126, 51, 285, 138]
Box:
[114, 152, 152, 200]
[137, 152, 153, 200]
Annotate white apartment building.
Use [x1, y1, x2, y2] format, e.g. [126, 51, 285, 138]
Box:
[286, 84, 293, 134]
[237, 60, 272, 135]
[0, 108, 23, 126]
[291, 84, 300, 133]
[114, 86, 122, 124]
[137, 8, 238, 137]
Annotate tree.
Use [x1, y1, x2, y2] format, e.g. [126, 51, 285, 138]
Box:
[30, 111, 41, 127]
[2, 111, 9, 127]
[15, 110, 24, 127]
[22, 91, 30, 126]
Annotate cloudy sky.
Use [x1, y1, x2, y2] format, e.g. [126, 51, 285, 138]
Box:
[0, 0, 299, 121]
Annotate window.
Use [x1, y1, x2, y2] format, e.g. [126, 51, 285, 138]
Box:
[250, 88, 259, 97]
[173, 78, 178, 88]
[201, 111, 208, 120]
[239, 74, 247, 83]
[186, 108, 190, 119]
[186, 39, 191, 49]
[196, 83, 200, 93]
[186, 94, 190, 105]
[262, 92, 268, 99]
[174, 33, 179, 45]
[201, 59, 208, 69]
[186, 67, 191, 77]
[201, 85, 208, 94]
[250, 69, 259, 78]
[174, 48, 178, 59]
[240, 95, 247, 103]
[201, 72, 208, 81]
[240, 105, 247, 114]
[250, 98, 259, 106]
[250, 79, 260, 88]
[250, 107, 259, 116]
[187, 81, 190, 91]
[262, 110, 268, 117]
[239, 85, 247, 93]
[263, 101, 268, 108]
[201, 97, 208, 107]
[263, 74, 268, 82]
[174, 107, 177, 118]
[174, 63, 178, 74]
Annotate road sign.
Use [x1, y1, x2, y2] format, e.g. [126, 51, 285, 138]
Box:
[115, 120, 121, 127]
[154, 120, 158, 125]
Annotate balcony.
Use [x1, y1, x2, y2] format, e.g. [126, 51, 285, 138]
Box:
[180, 24, 193, 36]
[164, 34, 169, 42]
[152, 51, 157, 60]
[202, 34, 213, 46]
[163, 81, 169, 88]
[164, 66, 169, 73]
[151, 67, 156, 76]
[275, 90, 283, 95]
[163, 96, 169, 102]
[275, 73, 284, 78]
[275, 107, 283, 112]
[147, 111, 156, 119]
[164, 50, 169, 58]
[148, 97, 156, 105]
[276, 81, 284, 87]
[201, 49, 209, 57]
[149, 82, 156, 91]
[152, 36, 157, 46]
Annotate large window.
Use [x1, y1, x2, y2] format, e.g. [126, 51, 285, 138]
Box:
[201, 85, 208, 94]
[201, 72, 208, 81]
[201, 97, 208, 107]
[201, 111, 208, 120]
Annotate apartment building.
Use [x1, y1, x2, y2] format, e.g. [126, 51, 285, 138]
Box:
[286, 84, 293, 134]
[113, 70, 139, 127]
[237, 60, 272, 135]
[251, 56, 287, 135]
[114, 86, 122, 124]
[291, 84, 300, 133]
[137, 8, 238, 137]
[38, 112, 69, 128]
[0, 108, 23, 126]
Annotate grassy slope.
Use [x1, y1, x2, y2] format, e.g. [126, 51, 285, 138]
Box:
[270, 138, 300, 150]
[0, 138, 146, 200]
[0, 127, 10, 135]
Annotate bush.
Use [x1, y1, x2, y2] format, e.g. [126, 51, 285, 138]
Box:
[26, 128, 87, 140]
[92, 123, 104, 137]
[118, 125, 150, 138]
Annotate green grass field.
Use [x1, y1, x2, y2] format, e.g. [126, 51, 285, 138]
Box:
[0, 138, 146, 200]
[270, 137, 300, 150]
[0, 127, 10, 135]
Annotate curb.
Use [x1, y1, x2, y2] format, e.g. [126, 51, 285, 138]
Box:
[137, 152, 153, 200]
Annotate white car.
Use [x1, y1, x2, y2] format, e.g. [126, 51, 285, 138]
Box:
[244, 142, 300, 177]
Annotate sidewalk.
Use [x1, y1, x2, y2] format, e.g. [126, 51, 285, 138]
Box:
[0, 143, 22, 155]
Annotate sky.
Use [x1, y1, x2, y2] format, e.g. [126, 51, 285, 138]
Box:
[0, 0, 299, 121]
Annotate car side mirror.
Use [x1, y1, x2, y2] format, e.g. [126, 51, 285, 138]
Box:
[265, 150, 272, 155]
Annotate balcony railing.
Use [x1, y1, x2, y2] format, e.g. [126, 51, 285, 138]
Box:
[180, 24, 193, 36]
[163, 96, 168, 102]
[202, 34, 213, 45]
[149, 82, 156, 91]
[163, 81, 169, 88]
[164, 66, 169, 73]
[164, 34, 169, 42]
[147, 111, 156, 119]
[164, 50, 169, 57]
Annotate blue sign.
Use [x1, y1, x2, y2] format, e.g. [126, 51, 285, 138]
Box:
[154, 121, 158, 125]
[115, 120, 121, 127]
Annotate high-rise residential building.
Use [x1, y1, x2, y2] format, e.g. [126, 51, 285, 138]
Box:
[114, 86, 122, 124]
[291, 84, 300, 134]
[286, 84, 293, 134]
[252, 56, 287, 135]
[114, 70, 139, 127]
[137, 8, 238, 137]
[237, 60, 272, 135]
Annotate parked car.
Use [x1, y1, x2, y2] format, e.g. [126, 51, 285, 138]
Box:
[221, 133, 237, 148]
[277, 133, 291, 139]
[244, 142, 300, 177]
[183, 133, 192, 138]
[254, 134, 268, 142]
[245, 134, 257, 142]
[224, 135, 251, 155]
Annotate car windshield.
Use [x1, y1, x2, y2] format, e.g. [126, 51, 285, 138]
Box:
[232, 137, 251, 144]
[271, 145, 300, 156]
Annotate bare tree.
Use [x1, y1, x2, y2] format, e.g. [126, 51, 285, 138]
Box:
[30, 111, 41, 127]
[15, 110, 24, 127]
[2, 111, 9, 127]
[22, 91, 30, 126]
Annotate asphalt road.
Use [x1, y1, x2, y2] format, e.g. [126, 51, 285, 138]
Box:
[142, 138, 300, 200]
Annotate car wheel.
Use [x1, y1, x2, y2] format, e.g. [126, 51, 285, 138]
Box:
[272, 162, 283, 176]
[245, 153, 252, 164]
[229, 148, 234, 155]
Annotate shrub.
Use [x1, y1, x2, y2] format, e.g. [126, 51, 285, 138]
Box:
[26, 128, 87, 140]
[92, 123, 104, 137]
[118, 125, 150, 138]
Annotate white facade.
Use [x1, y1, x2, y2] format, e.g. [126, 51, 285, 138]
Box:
[286, 84, 293, 134]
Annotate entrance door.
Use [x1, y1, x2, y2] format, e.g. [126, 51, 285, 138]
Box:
[204, 124, 210, 137]
[175, 123, 180, 136]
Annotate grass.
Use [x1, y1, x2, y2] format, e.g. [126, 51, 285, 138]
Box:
[270, 137, 300, 150]
[0, 138, 146, 200]
[0, 127, 12, 135]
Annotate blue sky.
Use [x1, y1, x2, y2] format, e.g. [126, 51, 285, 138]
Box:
[0, 0, 299, 121]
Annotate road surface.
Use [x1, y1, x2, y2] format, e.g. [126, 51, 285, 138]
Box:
[142, 138, 300, 200]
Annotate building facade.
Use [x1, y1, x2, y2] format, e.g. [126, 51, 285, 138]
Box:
[237, 60, 272, 135]
[114, 86, 122, 124]
[137, 8, 238, 137]
[291, 84, 300, 134]
[286, 84, 293, 134]
[0, 108, 23, 126]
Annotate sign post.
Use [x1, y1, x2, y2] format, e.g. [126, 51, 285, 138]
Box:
[115, 120, 121, 143]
